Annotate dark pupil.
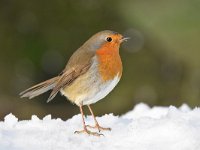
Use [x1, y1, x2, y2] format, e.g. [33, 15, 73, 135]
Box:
[106, 37, 112, 42]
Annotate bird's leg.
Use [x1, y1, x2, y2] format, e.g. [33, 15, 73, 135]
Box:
[86, 105, 111, 132]
[74, 105, 103, 136]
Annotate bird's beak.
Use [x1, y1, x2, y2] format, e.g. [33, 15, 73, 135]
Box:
[120, 37, 130, 43]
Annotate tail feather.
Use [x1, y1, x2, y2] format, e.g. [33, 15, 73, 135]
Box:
[20, 76, 59, 99]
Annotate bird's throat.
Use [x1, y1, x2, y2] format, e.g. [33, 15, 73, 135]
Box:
[96, 47, 122, 81]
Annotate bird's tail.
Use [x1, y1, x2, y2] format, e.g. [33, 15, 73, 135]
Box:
[19, 76, 59, 99]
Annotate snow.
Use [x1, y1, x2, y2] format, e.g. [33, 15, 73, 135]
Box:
[0, 103, 200, 150]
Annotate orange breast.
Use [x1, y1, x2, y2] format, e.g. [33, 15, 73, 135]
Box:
[96, 45, 122, 81]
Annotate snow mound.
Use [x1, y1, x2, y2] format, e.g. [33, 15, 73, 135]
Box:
[0, 103, 200, 150]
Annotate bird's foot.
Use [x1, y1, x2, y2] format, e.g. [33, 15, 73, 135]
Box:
[74, 127, 103, 136]
[86, 124, 111, 132]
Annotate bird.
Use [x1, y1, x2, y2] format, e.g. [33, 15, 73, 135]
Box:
[20, 30, 129, 136]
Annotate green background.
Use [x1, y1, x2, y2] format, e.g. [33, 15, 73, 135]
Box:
[0, 0, 200, 119]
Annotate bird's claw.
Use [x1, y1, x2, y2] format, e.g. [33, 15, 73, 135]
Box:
[86, 124, 111, 132]
[74, 127, 104, 136]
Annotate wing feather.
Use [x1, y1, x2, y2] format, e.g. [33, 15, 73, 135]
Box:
[47, 63, 91, 102]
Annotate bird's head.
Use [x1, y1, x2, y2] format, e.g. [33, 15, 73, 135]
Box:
[84, 30, 129, 54]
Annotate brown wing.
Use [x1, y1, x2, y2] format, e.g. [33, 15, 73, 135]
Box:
[47, 63, 91, 102]
[47, 42, 95, 102]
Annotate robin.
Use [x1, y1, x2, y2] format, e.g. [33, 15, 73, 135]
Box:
[20, 30, 129, 136]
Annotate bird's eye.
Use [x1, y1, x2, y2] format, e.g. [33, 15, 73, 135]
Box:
[106, 37, 112, 42]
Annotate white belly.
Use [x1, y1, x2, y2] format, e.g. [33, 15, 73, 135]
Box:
[82, 74, 120, 105]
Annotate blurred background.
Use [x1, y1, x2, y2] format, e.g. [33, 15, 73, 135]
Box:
[0, 0, 200, 120]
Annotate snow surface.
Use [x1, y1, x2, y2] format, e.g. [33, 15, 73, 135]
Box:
[0, 103, 200, 150]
